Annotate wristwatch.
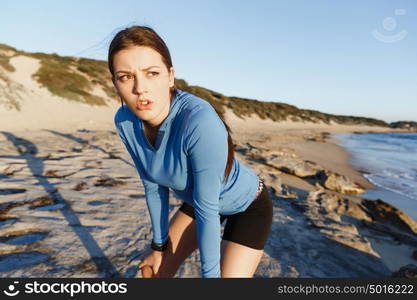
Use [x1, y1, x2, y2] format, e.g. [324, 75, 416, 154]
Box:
[151, 239, 169, 252]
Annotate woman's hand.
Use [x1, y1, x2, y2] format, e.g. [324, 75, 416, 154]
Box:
[138, 248, 163, 277]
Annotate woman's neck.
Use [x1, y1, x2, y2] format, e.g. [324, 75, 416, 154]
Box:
[143, 122, 160, 147]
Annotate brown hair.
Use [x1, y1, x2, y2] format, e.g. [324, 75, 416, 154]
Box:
[108, 25, 234, 182]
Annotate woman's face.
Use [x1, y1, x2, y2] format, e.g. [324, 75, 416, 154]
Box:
[112, 46, 175, 127]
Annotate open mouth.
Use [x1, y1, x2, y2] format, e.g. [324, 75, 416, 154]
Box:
[136, 99, 153, 110]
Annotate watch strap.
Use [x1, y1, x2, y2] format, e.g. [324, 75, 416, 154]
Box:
[151, 239, 169, 252]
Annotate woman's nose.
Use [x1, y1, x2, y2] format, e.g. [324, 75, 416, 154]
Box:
[133, 76, 148, 95]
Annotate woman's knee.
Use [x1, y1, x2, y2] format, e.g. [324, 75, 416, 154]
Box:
[156, 209, 198, 277]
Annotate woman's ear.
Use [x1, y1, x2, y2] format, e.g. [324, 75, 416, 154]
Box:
[169, 67, 175, 88]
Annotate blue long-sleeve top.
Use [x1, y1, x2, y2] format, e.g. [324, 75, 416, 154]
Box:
[114, 89, 260, 278]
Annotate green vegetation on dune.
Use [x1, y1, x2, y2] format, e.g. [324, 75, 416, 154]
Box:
[176, 81, 226, 117]
[390, 121, 417, 130]
[0, 43, 17, 52]
[0, 43, 392, 126]
[0, 43, 16, 72]
[28, 53, 108, 106]
[0, 43, 111, 106]
[76, 58, 115, 98]
[0, 56, 15, 72]
[176, 79, 389, 127]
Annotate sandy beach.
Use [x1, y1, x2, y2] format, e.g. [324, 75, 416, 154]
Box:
[1, 109, 416, 278]
[224, 109, 399, 191]
[1, 55, 416, 278]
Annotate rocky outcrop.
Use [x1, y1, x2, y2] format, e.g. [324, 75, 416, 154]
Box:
[237, 143, 366, 195]
[361, 199, 417, 234]
[300, 190, 417, 249]
[303, 132, 331, 142]
[306, 170, 366, 195]
[293, 190, 375, 255]
[392, 264, 417, 278]
[303, 190, 371, 221]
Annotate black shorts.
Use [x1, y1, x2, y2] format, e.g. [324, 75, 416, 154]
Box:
[178, 180, 273, 250]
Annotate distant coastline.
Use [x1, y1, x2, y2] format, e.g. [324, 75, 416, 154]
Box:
[335, 132, 417, 220]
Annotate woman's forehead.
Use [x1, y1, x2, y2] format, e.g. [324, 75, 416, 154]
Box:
[113, 46, 165, 70]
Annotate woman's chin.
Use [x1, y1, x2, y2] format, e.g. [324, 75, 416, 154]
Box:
[134, 110, 154, 121]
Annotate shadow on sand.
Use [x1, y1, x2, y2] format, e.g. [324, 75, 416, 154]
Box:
[1, 131, 121, 277]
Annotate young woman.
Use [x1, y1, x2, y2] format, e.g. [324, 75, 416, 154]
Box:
[109, 26, 273, 278]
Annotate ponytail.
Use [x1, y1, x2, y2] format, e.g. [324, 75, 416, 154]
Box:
[211, 106, 234, 183]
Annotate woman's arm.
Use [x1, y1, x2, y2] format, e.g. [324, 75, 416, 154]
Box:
[185, 107, 228, 278]
[115, 123, 169, 245]
[142, 179, 169, 244]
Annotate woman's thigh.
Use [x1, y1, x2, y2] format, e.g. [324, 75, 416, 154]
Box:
[220, 240, 264, 278]
[174, 184, 272, 278]
[157, 209, 198, 277]
[220, 185, 273, 277]
[222, 186, 273, 251]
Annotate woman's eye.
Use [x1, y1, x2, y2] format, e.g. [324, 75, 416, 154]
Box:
[148, 72, 159, 77]
[118, 75, 131, 81]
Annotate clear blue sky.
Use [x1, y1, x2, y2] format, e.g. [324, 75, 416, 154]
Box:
[1, 0, 416, 122]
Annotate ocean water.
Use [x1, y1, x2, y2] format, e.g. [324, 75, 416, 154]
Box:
[335, 132, 417, 220]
